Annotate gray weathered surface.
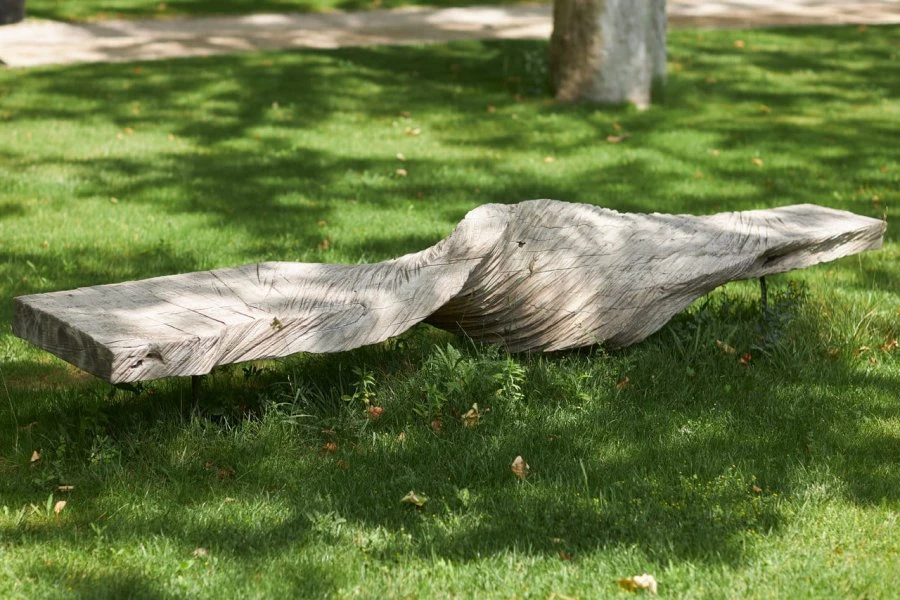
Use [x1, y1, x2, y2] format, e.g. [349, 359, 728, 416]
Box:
[13, 200, 885, 383]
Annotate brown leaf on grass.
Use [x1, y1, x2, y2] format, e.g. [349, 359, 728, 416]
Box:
[53, 500, 67, 515]
[511, 455, 530, 480]
[322, 441, 338, 454]
[752, 157, 764, 167]
[618, 573, 658, 594]
[404, 127, 421, 136]
[366, 406, 384, 421]
[880, 337, 898, 352]
[395, 168, 408, 177]
[318, 238, 331, 251]
[398, 111, 412, 118]
[558, 550, 573, 561]
[57, 485, 74, 492]
[30, 450, 41, 463]
[739, 352, 752, 366]
[395, 152, 406, 161]
[400, 490, 428, 507]
[461, 403, 480, 428]
[615, 376, 631, 390]
[486, 105, 496, 114]
[733, 39, 746, 48]
[430, 418, 443, 432]
[215, 467, 234, 479]
[606, 133, 631, 143]
[716, 340, 736, 354]
[543, 156, 555, 164]
[192, 547, 209, 558]
[751, 484, 763, 493]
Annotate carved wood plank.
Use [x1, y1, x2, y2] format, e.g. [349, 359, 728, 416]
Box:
[12, 201, 885, 383]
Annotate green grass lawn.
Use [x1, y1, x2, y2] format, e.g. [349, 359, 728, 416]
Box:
[1, 25, 898, 598]
[25, 0, 532, 22]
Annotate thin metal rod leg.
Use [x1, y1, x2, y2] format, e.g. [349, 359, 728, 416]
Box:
[191, 375, 202, 403]
[759, 276, 768, 313]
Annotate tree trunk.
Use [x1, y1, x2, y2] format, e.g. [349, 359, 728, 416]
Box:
[0, 0, 25, 25]
[550, 0, 667, 108]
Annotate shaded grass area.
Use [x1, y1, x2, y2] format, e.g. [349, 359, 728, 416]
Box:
[26, 0, 532, 22]
[0, 26, 898, 598]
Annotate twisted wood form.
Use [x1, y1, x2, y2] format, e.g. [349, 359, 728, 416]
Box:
[13, 200, 885, 383]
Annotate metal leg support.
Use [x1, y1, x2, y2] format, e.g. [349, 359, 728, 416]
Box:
[191, 375, 202, 404]
[759, 276, 768, 314]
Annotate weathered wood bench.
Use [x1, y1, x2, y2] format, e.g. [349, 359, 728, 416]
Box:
[13, 200, 886, 384]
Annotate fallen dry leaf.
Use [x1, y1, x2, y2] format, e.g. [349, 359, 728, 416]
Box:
[734, 39, 746, 48]
[404, 127, 421, 136]
[398, 110, 412, 118]
[30, 450, 41, 463]
[739, 352, 752, 366]
[57, 485, 75, 492]
[53, 500, 67, 515]
[192, 547, 209, 558]
[511, 455, 530, 480]
[716, 340, 736, 354]
[618, 573, 658, 595]
[318, 238, 331, 251]
[606, 133, 631, 143]
[395, 168, 408, 177]
[462, 403, 480, 428]
[400, 490, 428, 507]
[395, 152, 406, 161]
[880, 337, 898, 352]
[751, 484, 763, 493]
[558, 550, 573, 561]
[615, 376, 631, 390]
[366, 405, 384, 421]
[486, 105, 496, 113]
[215, 467, 234, 479]
[322, 441, 338, 454]
[543, 156, 555, 164]
[430, 418, 443, 432]
[752, 157, 764, 167]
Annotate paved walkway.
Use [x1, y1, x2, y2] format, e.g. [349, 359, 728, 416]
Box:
[1, 1, 899, 68]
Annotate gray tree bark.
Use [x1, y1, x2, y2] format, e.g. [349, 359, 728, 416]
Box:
[550, 0, 667, 108]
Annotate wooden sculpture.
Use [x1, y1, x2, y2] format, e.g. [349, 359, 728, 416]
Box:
[13, 200, 886, 383]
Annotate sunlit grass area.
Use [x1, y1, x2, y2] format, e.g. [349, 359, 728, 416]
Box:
[0, 25, 897, 598]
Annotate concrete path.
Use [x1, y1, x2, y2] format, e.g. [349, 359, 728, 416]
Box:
[1, 1, 898, 68]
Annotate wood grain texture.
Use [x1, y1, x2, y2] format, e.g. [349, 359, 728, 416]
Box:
[13, 201, 886, 383]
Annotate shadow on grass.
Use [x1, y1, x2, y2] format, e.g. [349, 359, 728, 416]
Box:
[2, 298, 897, 581]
